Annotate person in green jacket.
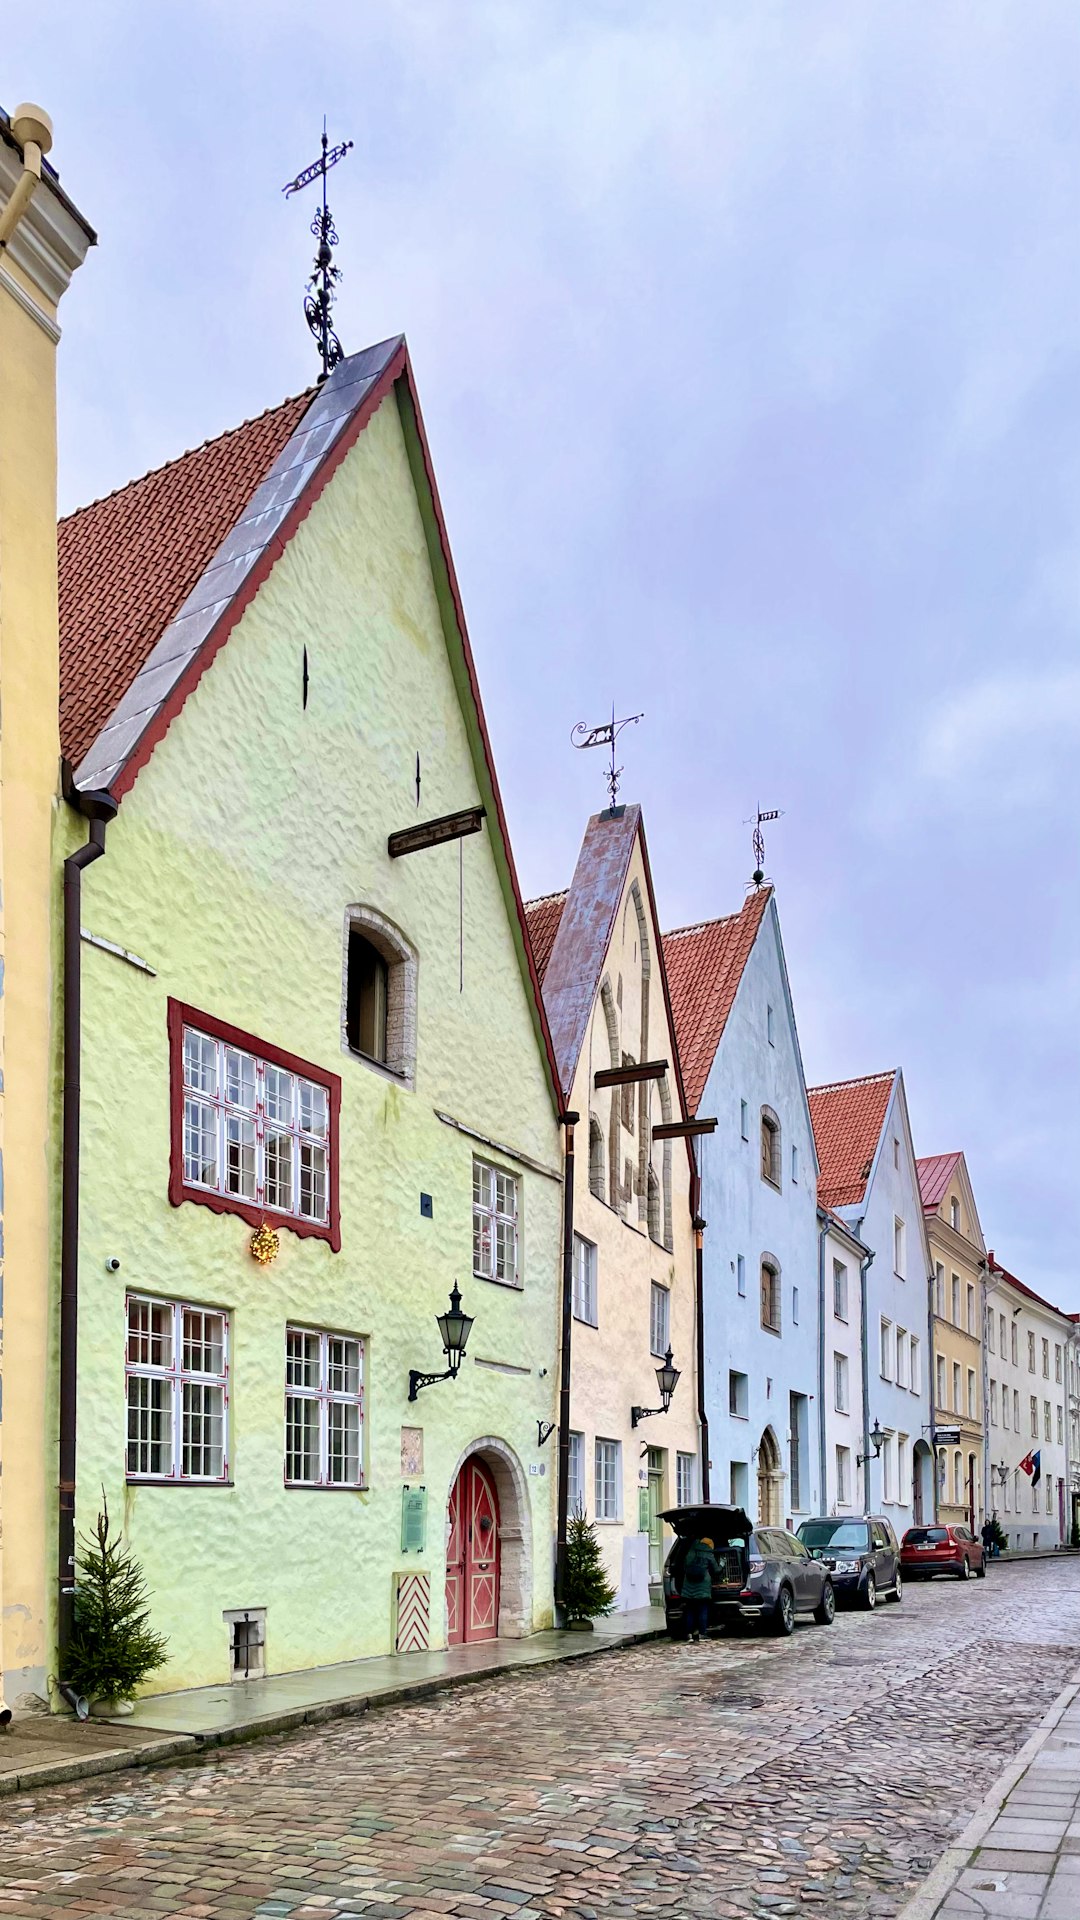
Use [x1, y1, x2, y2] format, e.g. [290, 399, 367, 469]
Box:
[681, 1535, 721, 1641]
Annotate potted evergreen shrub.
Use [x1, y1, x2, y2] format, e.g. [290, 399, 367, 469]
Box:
[66, 1498, 168, 1713]
[562, 1509, 617, 1630]
[985, 1513, 1008, 1558]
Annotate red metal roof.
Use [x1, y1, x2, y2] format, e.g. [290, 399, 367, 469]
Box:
[916, 1151, 963, 1215]
[807, 1070, 896, 1210]
[987, 1256, 1074, 1327]
[524, 891, 568, 985]
[58, 389, 314, 769]
[661, 889, 772, 1116]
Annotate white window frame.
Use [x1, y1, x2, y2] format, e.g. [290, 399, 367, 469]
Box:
[834, 1351, 849, 1414]
[833, 1260, 848, 1322]
[568, 1430, 585, 1516]
[967, 1368, 976, 1419]
[594, 1438, 621, 1522]
[126, 1294, 229, 1483]
[952, 1361, 962, 1411]
[572, 1234, 598, 1327]
[836, 1444, 850, 1505]
[650, 1281, 671, 1358]
[472, 1157, 520, 1288]
[909, 1336, 921, 1396]
[676, 1451, 697, 1507]
[1030, 1394, 1038, 1438]
[894, 1217, 905, 1278]
[880, 1317, 893, 1381]
[181, 1024, 330, 1227]
[896, 1328, 908, 1390]
[284, 1325, 364, 1488]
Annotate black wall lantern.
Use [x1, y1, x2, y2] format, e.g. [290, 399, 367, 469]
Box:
[857, 1417, 885, 1468]
[409, 1282, 474, 1401]
[631, 1347, 681, 1428]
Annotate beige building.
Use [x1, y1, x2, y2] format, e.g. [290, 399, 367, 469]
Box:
[918, 1153, 986, 1529]
[527, 805, 700, 1608]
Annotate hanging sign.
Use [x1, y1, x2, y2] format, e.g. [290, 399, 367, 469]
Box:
[401, 1486, 427, 1553]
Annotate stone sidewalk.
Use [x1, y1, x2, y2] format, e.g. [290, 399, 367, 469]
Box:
[899, 1679, 1080, 1919]
[0, 1605, 663, 1798]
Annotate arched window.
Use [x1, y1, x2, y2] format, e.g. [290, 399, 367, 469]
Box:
[342, 906, 418, 1084]
[761, 1108, 781, 1187]
[588, 1117, 605, 1202]
[760, 1256, 781, 1333]
[647, 1166, 661, 1243]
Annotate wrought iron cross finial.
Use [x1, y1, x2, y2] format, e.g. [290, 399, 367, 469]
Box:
[571, 706, 643, 811]
[744, 806, 784, 887]
[283, 120, 353, 382]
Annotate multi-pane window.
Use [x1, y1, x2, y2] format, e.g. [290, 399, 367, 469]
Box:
[833, 1260, 848, 1321]
[1042, 1338, 1050, 1379]
[967, 1369, 976, 1418]
[881, 1434, 894, 1502]
[987, 1314, 995, 1355]
[595, 1438, 621, 1520]
[572, 1234, 597, 1326]
[761, 1111, 781, 1186]
[1046, 1475, 1053, 1515]
[1028, 1331, 1036, 1372]
[951, 1275, 960, 1324]
[990, 1379, 998, 1425]
[1044, 1400, 1052, 1441]
[952, 1361, 962, 1411]
[180, 1023, 331, 1229]
[953, 1451, 963, 1506]
[650, 1282, 670, 1357]
[1055, 1345, 1063, 1384]
[285, 1327, 363, 1487]
[760, 1260, 781, 1333]
[567, 1431, 585, 1516]
[473, 1159, 519, 1287]
[836, 1445, 850, 1504]
[897, 1434, 908, 1504]
[676, 1452, 697, 1506]
[834, 1352, 849, 1413]
[935, 1263, 945, 1316]
[1002, 1384, 1009, 1428]
[126, 1296, 228, 1482]
[967, 1286, 975, 1336]
[910, 1336, 920, 1395]
[936, 1353, 946, 1409]
[1010, 1321, 1018, 1365]
[1030, 1395, 1039, 1437]
[880, 1318, 893, 1380]
[896, 1329, 908, 1389]
[1057, 1405, 1064, 1445]
[1013, 1387, 1020, 1429]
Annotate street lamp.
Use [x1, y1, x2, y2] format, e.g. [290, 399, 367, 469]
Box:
[408, 1283, 474, 1401]
[857, 1418, 885, 1469]
[631, 1347, 681, 1428]
[991, 1459, 1008, 1488]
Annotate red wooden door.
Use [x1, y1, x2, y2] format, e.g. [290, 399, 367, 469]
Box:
[446, 1458, 500, 1645]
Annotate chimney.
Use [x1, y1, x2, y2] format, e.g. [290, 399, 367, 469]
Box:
[0, 102, 95, 1710]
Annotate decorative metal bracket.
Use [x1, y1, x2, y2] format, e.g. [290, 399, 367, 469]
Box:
[408, 1366, 456, 1403]
[631, 1403, 666, 1429]
[537, 1420, 556, 1447]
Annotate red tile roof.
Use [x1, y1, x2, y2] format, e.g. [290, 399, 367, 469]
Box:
[807, 1070, 896, 1210]
[916, 1151, 963, 1215]
[57, 389, 313, 767]
[661, 889, 772, 1115]
[524, 891, 568, 985]
[987, 1257, 1074, 1327]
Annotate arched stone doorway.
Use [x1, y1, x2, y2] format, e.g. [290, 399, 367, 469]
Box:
[757, 1426, 783, 1526]
[445, 1438, 531, 1644]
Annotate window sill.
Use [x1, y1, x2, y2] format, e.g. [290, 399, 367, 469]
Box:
[344, 1045, 413, 1090]
[126, 1476, 234, 1488]
[573, 1313, 598, 1330]
[761, 1176, 781, 1193]
[594, 1516, 623, 1526]
[834, 1407, 849, 1417]
[284, 1481, 367, 1493]
[473, 1271, 523, 1292]
[171, 1180, 340, 1251]
[728, 1412, 749, 1422]
[761, 1323, 782, 1338]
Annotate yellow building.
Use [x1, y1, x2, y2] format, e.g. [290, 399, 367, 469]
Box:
[0, 105, 93, 1706]
[527, 806, 700, 1609]
[917, 1152, 986, 1530]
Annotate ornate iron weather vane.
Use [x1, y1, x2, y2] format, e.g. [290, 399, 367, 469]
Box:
[283, 121, 353, 382]
[745, 805, 783, 887]
[571, 706, 643, 811]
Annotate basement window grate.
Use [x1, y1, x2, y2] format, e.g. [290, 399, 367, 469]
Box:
[223, 1607, 266, 1681]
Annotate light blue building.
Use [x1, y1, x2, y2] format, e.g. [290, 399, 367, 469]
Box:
[664, 888, 821, 1526]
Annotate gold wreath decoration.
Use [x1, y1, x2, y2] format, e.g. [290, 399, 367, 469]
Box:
[249, 1222, 280, 1266]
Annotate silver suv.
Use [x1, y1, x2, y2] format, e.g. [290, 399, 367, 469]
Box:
[742, 1527, 836, 1635]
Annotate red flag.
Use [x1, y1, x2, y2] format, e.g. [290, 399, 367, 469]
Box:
[1019, 1451, 1035, 1477]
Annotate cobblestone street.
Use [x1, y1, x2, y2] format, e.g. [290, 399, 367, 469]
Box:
[1, 1561, 1077, 1920]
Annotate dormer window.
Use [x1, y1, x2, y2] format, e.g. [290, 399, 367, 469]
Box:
[761, 1108, 781, 1188]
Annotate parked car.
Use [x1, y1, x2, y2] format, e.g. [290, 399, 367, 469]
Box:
[662, 1507, 836, 1638]
[796, 1515, 903, 1609]
[901, 1524, 986, 1581]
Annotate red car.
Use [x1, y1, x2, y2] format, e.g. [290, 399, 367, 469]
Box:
[900, 1524, 986, 1581]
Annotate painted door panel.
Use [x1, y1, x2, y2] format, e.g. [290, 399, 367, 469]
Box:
[446, 1458, 500, 1645]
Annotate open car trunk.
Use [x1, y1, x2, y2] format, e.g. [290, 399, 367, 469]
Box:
[660, 1503, 752, 1602]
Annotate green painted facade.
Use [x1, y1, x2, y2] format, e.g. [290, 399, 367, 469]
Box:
[61, 383, 562, 1692]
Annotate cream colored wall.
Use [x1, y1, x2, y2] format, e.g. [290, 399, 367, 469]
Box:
[61, 388, 562, 1692]
[0, 185, 84, 1703]
[929, 1180, 984, 1526]
[567, 839, 698, 1608]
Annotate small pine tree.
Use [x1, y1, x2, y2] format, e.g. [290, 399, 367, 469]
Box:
[985, 1513, 1008, 1555]
[563, 1510, 617, 1622]
[66, 1497, 169, 1703]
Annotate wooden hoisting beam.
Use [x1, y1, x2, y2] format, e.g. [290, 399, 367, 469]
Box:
[388, 806, 485, 859]
[593, 1058, 669, 1089]
[652, 1117, 719, 1140]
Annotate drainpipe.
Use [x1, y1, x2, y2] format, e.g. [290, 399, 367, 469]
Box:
[817, 1217, 828, 1515]
[0, 104, 52, 255]
[927, 1258, 939, 1524]
[692, 1193, 710, 1504]
[554, 1109, 579, 1613]
[58, 781, 117, 1707]
[859, 1248, 874, 1511]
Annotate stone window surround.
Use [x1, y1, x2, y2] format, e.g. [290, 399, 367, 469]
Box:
[341, 904, 418, 1088]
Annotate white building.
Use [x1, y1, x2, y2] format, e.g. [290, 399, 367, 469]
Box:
[808, 1070, 934, 1533]
[819, 1206, 870, 1515]
[984, 1257, 1073, 1550]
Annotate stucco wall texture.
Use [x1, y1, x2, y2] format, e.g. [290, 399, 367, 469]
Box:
[62, 390, 562, 1693]
[567, 839, 699, 1609]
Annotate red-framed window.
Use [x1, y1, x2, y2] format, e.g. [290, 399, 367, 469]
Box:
[168, 1000, 341, 1250]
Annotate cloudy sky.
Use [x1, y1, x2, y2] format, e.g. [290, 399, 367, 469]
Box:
[9, 4, 1080, 1302]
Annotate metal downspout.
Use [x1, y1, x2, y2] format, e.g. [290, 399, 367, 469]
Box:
[817, 1218, 828, 1515]
[554, 1110, 579, 1613]
[58, 787, 116, 1703]
[693, 1192, 710, 1504]
[928, 1258, 939, 1524]
[859, 1249, 874, 1511]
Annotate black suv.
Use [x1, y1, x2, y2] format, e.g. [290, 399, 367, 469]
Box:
[661, 1503, 752, 1637]
[796, 1515, 903, 1609]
